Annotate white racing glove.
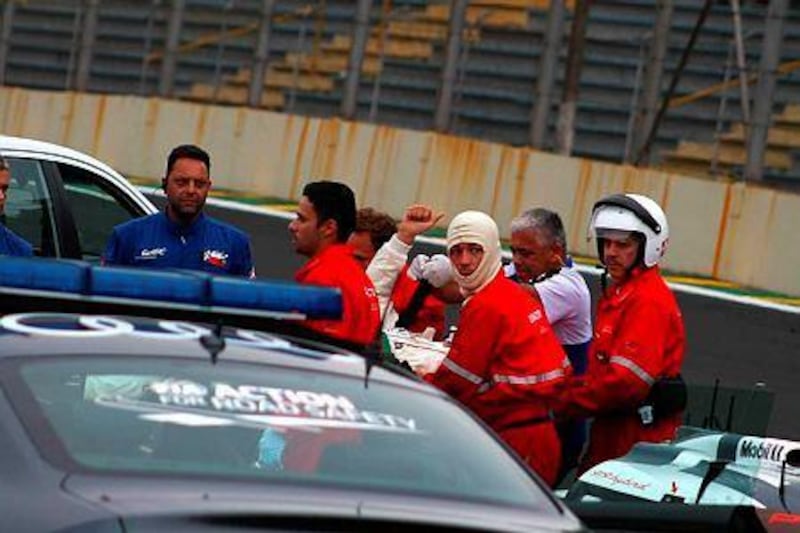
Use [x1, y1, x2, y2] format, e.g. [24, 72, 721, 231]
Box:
[420, 254, 453, 288]
[407, 254, 430, 280]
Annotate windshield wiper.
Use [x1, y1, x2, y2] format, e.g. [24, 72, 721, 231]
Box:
[200, 320, 226, 364]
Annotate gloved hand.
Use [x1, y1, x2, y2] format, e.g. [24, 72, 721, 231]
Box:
[394, 343, 448, 376]
[420, 254, 453, 288]
[407, 254, 430, 280]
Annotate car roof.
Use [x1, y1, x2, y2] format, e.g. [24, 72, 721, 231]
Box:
[0, 312, 436, 395]
[0, 134, 157, 215]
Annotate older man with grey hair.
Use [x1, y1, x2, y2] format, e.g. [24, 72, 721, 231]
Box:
[505, 207, 591, 482]
[0, 156, 33, 257]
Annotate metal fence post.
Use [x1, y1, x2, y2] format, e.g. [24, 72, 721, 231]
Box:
[341, 0, 372, 120]
[288, 20, 308, 113]
[730, 0, 751, 126]
[555, 0, 589, 156]
[452, 9, 496, 132]
[249, 0, 276, 107]
[0, 1, 16, 86]
[75, 0, 100, 91]
[624, 34, 650, 163]
[65, 2, 84, 90]
[211, 1, 233, 103]
[138, 0, 159, 96]
[711, 42, 735, 176]
[434, 0, 468, 132]
[530, 0, 566, 148]
[632, 0, 672, 160]
[745, 0, 788, 182]
[159, 0, 185, 98]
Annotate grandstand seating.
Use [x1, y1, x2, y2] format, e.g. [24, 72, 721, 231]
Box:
[660, 104, 800, 186]
[1, 0, 798, 185]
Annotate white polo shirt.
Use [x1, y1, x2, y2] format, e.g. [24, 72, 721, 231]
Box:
[504, 262, 592, 346]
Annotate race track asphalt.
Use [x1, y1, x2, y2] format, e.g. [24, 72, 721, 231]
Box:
[200, 200, 800, 440]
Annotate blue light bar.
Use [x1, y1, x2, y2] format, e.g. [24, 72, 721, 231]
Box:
[212, 277, 342, 319]
[0, 257, 342, 320]
[91, 266, 208, 304]
[0, 256, 89, 293]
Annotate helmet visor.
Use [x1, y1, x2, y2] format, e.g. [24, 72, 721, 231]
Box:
[595, 228, 636, 243]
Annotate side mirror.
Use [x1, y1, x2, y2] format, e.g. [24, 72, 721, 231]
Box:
[785, 449, 800, 468]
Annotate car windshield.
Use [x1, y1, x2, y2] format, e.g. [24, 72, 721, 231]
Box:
[4, 356, 555, 511]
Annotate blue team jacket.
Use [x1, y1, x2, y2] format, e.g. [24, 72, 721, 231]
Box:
[103, 212, 254, 277]
[0, 224, 33, 257]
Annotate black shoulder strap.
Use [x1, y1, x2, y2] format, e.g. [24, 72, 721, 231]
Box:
[395, 280, 434, 330]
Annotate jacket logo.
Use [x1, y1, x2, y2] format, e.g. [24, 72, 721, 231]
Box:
[204, 249, 229, 268]
[137, 247, 167, 260]
[528, 309, 542, 324]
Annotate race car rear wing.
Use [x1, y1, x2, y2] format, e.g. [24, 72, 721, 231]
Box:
[0, 256, 367, 352]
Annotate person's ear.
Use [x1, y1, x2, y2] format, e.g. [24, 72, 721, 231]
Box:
[552, 242, 566, 264]
[319, 219, 337, 240]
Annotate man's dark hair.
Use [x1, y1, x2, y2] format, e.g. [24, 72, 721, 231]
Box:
[356, 207, 397, 251]
[166, 144, 211, 176]
[303, 181, 356, 242]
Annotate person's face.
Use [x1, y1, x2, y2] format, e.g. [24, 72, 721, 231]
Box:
[0, 169, 9, 215]
[164, 157, 210, 221]
[289, 196, 324, 257]
[510, 227, 561, 282]
[347, 231, 376, 270]
[603, 234, 640, 283]
[448, 242, 484, 277]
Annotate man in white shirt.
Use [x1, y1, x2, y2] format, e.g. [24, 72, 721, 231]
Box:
[505, 207, 592, 482]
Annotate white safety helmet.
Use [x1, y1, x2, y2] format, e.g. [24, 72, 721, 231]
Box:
[589, 193, 669, 268]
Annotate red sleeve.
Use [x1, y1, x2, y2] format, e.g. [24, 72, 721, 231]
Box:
[430, 300, 499, 405]
[558, 299, 667, 417]
[390, 267, 418, 313]
[297, 266, 346, 340]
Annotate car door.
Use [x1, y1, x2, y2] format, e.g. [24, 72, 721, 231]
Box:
[3, 156, 151, 261]
[52, 161, 150, 262]
[2, 157, 64, 258]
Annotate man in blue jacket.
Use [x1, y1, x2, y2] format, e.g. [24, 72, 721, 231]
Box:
[0, 156, 34, 257]
[103, 144, 254, 277]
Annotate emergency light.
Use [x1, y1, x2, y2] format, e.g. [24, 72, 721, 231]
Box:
[0, 256, 342, 320]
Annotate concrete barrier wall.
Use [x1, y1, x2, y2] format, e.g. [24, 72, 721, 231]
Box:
[2, 87, 798, 295]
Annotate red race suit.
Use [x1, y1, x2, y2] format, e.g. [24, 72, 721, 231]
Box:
[430, 272, 570, 486]
[557, 266, 685, 472]
[295, 244, 380, 345]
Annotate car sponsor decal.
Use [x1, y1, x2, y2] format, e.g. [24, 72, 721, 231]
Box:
[1, 314, 135, 338]
[93, 379, 420, 434]
[766, 512, 800, 525]
[737, 437, 800, 465]
[1, 313, 308, 351]
[588, 469, 651, 491]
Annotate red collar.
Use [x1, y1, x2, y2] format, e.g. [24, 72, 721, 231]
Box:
[295, 243, 354, 281]
[604, 266, 659, 301]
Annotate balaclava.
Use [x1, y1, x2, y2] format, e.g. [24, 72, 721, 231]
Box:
[446, 210, 502, 297]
